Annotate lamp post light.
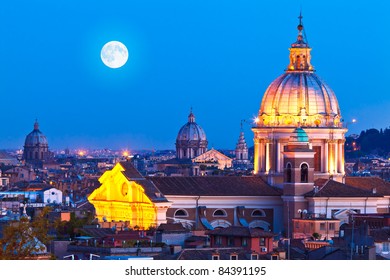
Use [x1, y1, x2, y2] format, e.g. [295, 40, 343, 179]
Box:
[345, 118, 357, 129]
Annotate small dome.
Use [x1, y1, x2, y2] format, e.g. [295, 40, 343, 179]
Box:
[289, 127, 309, 143]
[24, 121, 48, 147]
[176, 111, 207, 142]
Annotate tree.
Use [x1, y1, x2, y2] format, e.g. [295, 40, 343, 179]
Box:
[0, 207, 52, 260]
[312, 232, 321, 240]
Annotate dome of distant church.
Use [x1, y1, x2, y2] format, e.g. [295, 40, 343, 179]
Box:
[176, 110, 208, 159]
[24, 121, 48, 146]
[257, 17, 342, 128]
[176, 111, 207, 142]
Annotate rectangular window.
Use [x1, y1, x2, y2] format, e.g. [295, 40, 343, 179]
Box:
[215, 236, 222, 246]
[260, 238, 265, 247]
[242, 238, 248, 247]
[320, 223, 325, 231]
[227, 237, 234, 247]
[329, 223, 335, 230]
[230, 254, 238, 260]
[212, 255, 220, 260]
[383, 242, 389, 253]
[251, 254, 258, 260]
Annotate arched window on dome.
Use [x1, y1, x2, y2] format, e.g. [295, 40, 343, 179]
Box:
[174, 209, 189, 218]
[213, 209, 227, 217]
[301, 163, 309, 183]
[251, 209, 266, 217]
[286, 162, 292, 183]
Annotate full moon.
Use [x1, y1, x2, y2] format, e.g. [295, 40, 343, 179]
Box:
[101, 41, 128, 69]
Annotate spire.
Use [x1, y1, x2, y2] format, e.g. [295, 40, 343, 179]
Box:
[34, 119, 39, 131]
[188, 108, 195, 123]
[287, 12, 314, 72]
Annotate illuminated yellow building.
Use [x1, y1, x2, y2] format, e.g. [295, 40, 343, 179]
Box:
[88, 161, 171, 229]
[252, 14, 347, 186]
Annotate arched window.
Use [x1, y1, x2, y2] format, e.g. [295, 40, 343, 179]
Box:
[301, 163, 308, 183]
[213, 209, 227, 217]
[286, 162, 292, 183]
[251, 209, 266, 217]
[174, 209, 188, 217]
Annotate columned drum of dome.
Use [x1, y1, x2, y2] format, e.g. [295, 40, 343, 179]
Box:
[176, 110, 208, 159]
[252, 15, 347, 186]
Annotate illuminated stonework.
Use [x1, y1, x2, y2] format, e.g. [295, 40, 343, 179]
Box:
[257, 17, 341, 128]
[252, 15, 347, 186]
[88, 163, 157, 229]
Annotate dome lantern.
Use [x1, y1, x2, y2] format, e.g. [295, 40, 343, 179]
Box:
[287, 13, 314, 72]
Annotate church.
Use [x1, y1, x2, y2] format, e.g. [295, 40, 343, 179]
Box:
[88, 16, 390, 240]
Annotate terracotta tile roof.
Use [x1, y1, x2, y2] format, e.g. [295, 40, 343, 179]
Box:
[305, 179, 382, 198]
[345, 177, 390, 196]
[148, 176, 282, 196]
[79, 228, 115, 238]
[177, 248, 269, 260]
[369, 228, 390, 242]
[157, 223, 189, 232]
[119, 161, 169, 203]
[206, 226, 274, 238]
[120, 161, 144, 180]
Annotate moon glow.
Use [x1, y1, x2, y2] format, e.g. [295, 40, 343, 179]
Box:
[101, 41, 128, 68]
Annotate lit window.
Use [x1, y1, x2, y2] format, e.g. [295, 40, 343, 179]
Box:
[212, 254, 220, 260]
[230, 254, 238, 260]
[251, 254, 258, 260]
[260, 238, 265, 247]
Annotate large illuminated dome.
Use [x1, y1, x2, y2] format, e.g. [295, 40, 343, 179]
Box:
[257, 17, 342, 128]
[252, 15, 347, 185]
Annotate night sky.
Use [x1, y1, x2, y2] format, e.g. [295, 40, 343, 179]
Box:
[0, 0, 389, 151]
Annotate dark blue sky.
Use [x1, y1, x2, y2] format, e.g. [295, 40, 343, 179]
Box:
[1, 1, 389, 151]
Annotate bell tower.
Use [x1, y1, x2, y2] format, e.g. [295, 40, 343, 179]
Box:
[282, 127, 314, 235]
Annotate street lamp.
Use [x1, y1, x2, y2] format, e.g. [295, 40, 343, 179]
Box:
[345, 118, 357, 129]
[297, 209, 307, 219]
